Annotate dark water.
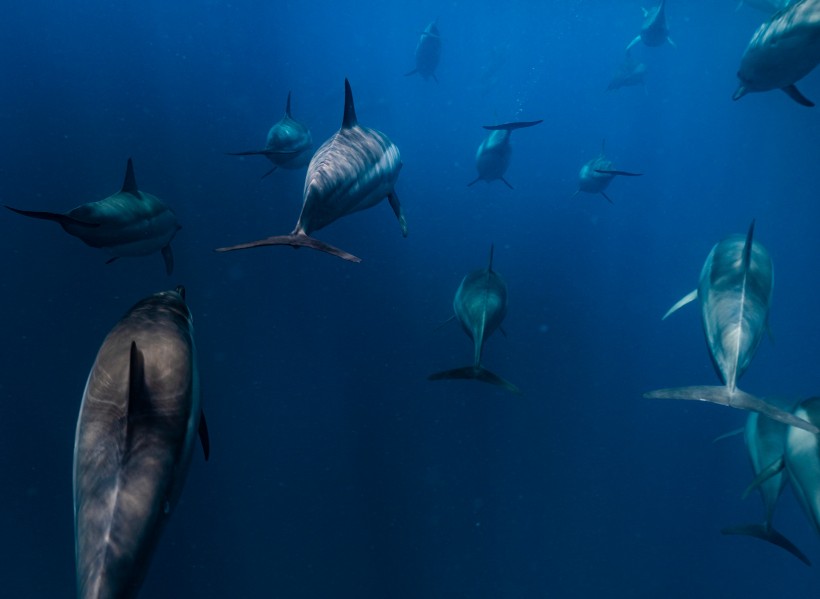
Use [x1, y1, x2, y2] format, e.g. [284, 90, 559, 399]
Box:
[2, 1, 820, 597]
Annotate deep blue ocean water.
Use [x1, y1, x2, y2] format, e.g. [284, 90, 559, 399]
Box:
[2, 1, 820, 597]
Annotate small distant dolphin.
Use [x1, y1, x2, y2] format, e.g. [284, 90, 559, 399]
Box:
[6, 159, 181, 274]
[468, 120, 542, 189]
[405, 21, 442, 82]
[626, 0, 675, 50]
[606, 51, 648, 91]
[644, 221, 818, 432]
[228, 91, 314, 178]
[216, 79, 406, 263]
[429, 245, 521, 394]
[74, 287, 209, 598]
[573, 141, 642, 203]
[733, 0, 820, 107]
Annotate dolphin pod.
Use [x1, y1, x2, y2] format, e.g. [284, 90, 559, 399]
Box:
[468, 120, 543, 189]
[73, 287, 209, 598]
[405, 20, 442, 82]
[573, 141, 642, 204]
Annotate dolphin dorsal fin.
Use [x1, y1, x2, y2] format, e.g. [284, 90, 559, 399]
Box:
[488, 243, 495, 272]
[285, 91, 292, 117]
[127, 341, 146, 447]
[121, 158, 140, 196]
[743, 219, 756, 273]
[342, 79, 357, 129]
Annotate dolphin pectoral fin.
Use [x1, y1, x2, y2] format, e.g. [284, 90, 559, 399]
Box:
[733, 84, 748, 101]
[662, 289, 698, 320]
[712, 426, 744, 443]
[782, 84, 815, 107]
[404, 68, 418, 77]
[595, 169, 642, 177]
[5, 206, 100, 227]
[428, 366, 522, 394]
[626, 35, 641, 52]
[643, 386, 819, 433]
[105, 256, 120, 265]
[742, 457, 786, 500]
[161, 245, 174, 275]
[433, 315, 456, 332]
[721, 523, 810, 566]
[215, 234, 362, 263]
[198, 409, 210, 461]
[501, 177, 514, 190]
[467, 177, 481, 187]
[387, 192, 408, 237]
[667, 36, 676, 48]
[482, 120, 543, 131]
[600, 191, 613, 204]
[260, 166, 278, 179]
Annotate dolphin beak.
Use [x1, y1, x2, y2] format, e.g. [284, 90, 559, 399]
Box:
[733, 84, 747, 101]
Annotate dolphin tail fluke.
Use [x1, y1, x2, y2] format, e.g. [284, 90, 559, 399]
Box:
[643, 385, 819, 433]
[595, 169, 642, 177]
[215, 233, 362, 263]
[404, 68, 418, 77]
[721, 523, 811, 566]
[482, 120, 543, 131]
[5, 205, 99, 228]
[626, 35, 641, 52]
[782, 84, 814, 107]
[428, 366, 522, 394]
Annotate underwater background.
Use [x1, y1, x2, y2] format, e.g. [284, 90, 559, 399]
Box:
[2, 0, 820, 597]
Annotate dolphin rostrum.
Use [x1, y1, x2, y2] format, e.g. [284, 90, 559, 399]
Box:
[216, 79, 406, 263]
[733, 0, 820, 107]
[405, 20, 442, 82]
[644, 221, 818, 432]
[228, 91, 314, 178]
[74, 287, 209, 598]
[467, 120, 542, 189]
[626, 0, 675, 51]
[429, 245, 521, 394]
[573, 141, 642, 204]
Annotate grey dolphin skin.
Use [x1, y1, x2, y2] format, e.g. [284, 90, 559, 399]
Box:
[644, 221, 818, 432]
[74, 287, 209, 599]
[6, 159, 181, 274]
[573, 141, 642, 204]
[405, 20, 441, 82]
[733, 0, 820, 107]
[606, 51, 648, 92]
[429, 245, 521, 394]
[626, 0, 675, 51]
[228, 91, 314, 177]
[721, 413, 810, 565]
[216, 79, 406, 263]
[467, 120, 542, 189]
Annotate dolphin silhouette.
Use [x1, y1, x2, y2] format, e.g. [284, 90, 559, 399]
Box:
[467, 120, 542, 189]
[573, 141, 642, 204]
[405, 20, 442, 82]
[626, 0, 675, 51]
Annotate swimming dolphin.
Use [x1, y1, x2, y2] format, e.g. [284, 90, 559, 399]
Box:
[606, 51, 648, 91]
[74, 287, 209, 599]
[573, 141, 642, 203]
[228, 91, 314, 178]
[721, 412, 810, 565]
[405, 21, 442, 82]
[644, 221, 818, 432]
[216, 79, 406, 263]
[626, 0, 675, 50]
[6, 159, 181, 274]
[733, 0, 820, 107]
[467, 120, 542, 189]
[429, 245, 521, 394]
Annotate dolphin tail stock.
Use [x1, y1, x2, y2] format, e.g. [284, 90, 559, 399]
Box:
[4, 205, 99, 228]
[482, 120, 543, 131]
[215, 233, 361, 263]
[721, 523, 811, 566]
[428, 365, 522, 394]
[782, 84, 814, 107]
[594, 169, 642, 177]
[643, 385, 819, 433]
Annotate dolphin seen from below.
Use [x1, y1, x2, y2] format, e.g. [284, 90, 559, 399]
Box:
[6, 159, 181, 274]
[573, 141, 642, 204]
[733, 0, 820, 107]
[468, 120, 542, 189]
[644, 221, 818, 432]
[405, 20, 442, 82]
[606, 51, 648, 92]
[74, 287, 209, 599]
[429, 245, 521, 394]
[228, 91, 314, 178]
[626, 0, 675, 51]
[216, 79, 406, 263]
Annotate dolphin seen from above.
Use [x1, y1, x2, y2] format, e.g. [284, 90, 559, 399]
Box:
[733, 0, 820, 107]
[216, 79, 406, 263]
[6, 158, 181, 275]
[228, 91, 314, 178]
[468, 120, 542, 189]
[607, 51, 648, 92]
[626, 0, 675, 51]
[429, 245, 521, 394]
[405, 20, 442, 82]
[74, 287, 209, 599]
[573, 141, 642, 204]
[644, 221, 818, 432]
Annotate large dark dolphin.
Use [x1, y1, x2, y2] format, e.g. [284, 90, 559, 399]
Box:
[6, 159, 181, 274]
[573, 141, 642, 204]
[429, 245, 521, 394]
[228, 91, 314, 178]
[74, 287, 209, 599]
[467, 120, 542, 189]
[733, 0, 820, 107]
[645, 221, 818, 432]
[405, 20, 442, 82]
[216, 79, 406, 263]
[626, 0, 675, 50]
[606, 51, 648, 91]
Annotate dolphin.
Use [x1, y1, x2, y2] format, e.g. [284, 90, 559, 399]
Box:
[467, 120, 542, 189]
[606, 51, 648, 92]
[573, 141, 642, 204]
[73, 287, 209, 599]
[733, 0, 820, 107]
[644, 221, 818, 432]
[6, 158, 181, 274]
[216, 79, 406, 263]
[626, 0, 675, 51]
[429, 245, 521, 394]
[228, 91, 314, 178]
[405, 20, 442, 82]
[721, 412, 810, 565]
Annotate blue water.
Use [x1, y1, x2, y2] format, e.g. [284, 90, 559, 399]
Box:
[2, 1, 820, 597]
